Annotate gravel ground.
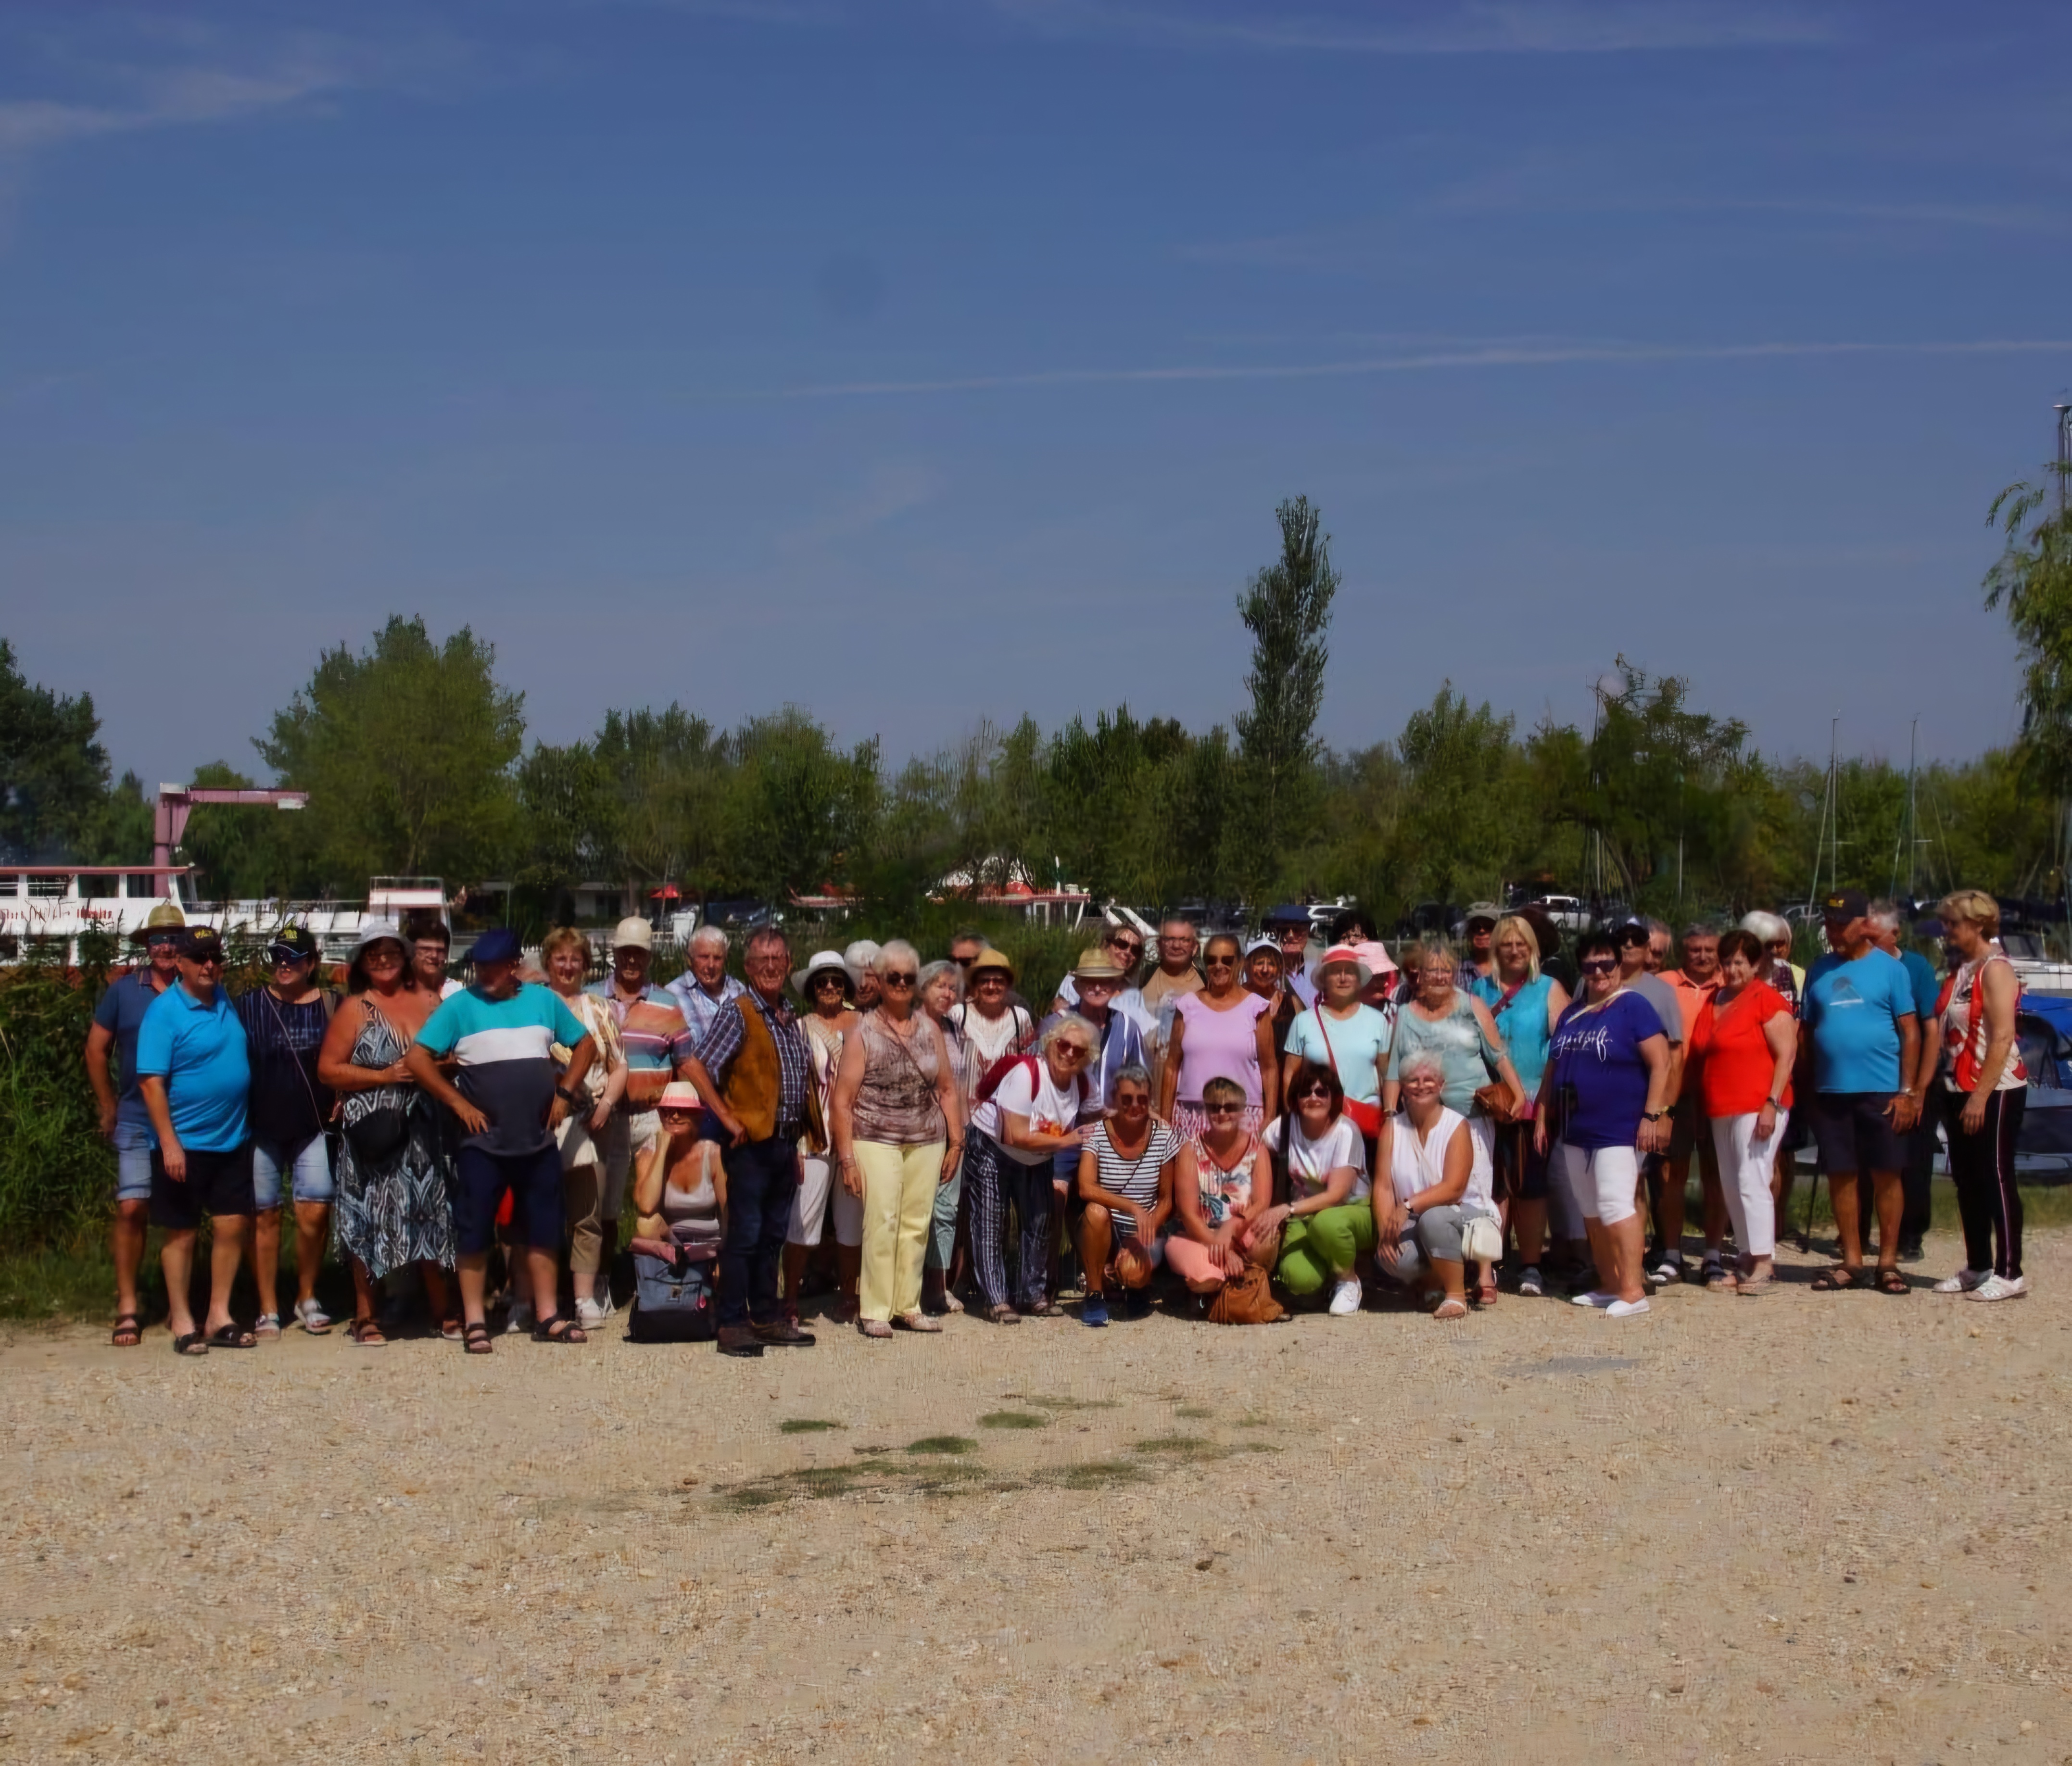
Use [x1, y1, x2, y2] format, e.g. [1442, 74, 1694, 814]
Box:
[2, 1227, 2069, 1765]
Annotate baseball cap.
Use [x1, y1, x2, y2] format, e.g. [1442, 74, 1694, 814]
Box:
[472, 926, 523, 965]
[178, 928, 227, 961]
[612, 915, 654, 952]
[1264, 903, 1312, 927]
[1822, 887, 1870, 919]
[267, 925, 320, 964]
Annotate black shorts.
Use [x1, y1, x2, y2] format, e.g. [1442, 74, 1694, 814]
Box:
[456, 1144, 564, 1255]
[149, 1143, 256, 1230]
[1808, 1092, 1907, 1176]
[1492, 1120, 1549, 1202]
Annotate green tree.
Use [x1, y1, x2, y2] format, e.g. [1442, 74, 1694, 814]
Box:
[257, 617, 524, 887]
[594, 706, 726, 908]
[1233, 497, 1338, 896]
[178, 760, 320, 900]
[0, 639, 111, 861]
[720, 707, 879, 905]
[1395, 686, 1529, 906]
[1985, 467, 2072, 794]
[512, 739, 615, 918]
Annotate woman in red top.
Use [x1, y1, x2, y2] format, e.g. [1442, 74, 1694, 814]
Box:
[1690, 928, 1796, 1293]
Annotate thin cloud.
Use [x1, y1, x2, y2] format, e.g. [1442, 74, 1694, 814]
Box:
[0, 62, 341, 154]
[985, 0, 1837, 55]
[741, 337, 2072, 401]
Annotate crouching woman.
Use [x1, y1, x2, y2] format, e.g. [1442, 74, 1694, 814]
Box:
[1373, 1052, 1500, 1320]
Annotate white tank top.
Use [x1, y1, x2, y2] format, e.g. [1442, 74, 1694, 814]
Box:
[1389, 1105, 1467, 1204]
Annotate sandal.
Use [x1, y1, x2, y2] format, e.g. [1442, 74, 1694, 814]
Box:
[207, 1323, 257, 1349]
[1701, 1254, 1730, 1288]
[531, 1314, 588, 1344]
[293, 1297, 332, 1335]
[1020, 1299, 1064, 1318]
[170, 1331, 208, 1357]
[1432, 1296, 1470, 1321]
[985, 1303, 1022, 1325]
[111, 1312, 142, 1349]
[894, 1311, 942, 1333]
[462, 1321, 494, 1355]
[857, 1318, 894, 1339]
[1876, 1267, 1910, 1297]
[1473, 1280, 1499, 1307]
[253, 1312, 282, 1339]
[1810, 1267, 1863, 1292]
[1735, 1274, 1775, 1297]
[440, 1316, 464, 1342]
[345, 1316, 387, 1346]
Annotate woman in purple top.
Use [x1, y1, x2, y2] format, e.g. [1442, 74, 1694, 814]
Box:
[1158, 933, 1278, 1140]
[1535, 928, 1672, 1317]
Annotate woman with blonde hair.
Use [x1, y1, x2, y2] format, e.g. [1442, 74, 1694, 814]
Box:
[1933, 890, 2028, 1300]
[828, 940, 966, 1338]
[1470, 915, 1568, 1297]
[541, 927, 627, 1327]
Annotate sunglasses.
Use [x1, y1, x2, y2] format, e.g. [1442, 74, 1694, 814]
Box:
[881, 972, 917, 987]
[1204, 955, 1237, 968]
[1109, 939, 1143, 955]
[188, 952, 225, 967]
[1295, 1087, 1332, 1103]
[1205, 1101, 1245, 1117]
[1054, 1043, 1092, 1060]
[1276, 928, 1308, 941]
[1580, 958, 1617, 974]
[269, 952, 310, 967]
[811, 973, 846, 989]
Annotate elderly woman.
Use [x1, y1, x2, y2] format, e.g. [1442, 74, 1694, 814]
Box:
[918, 958, 973, 1313]
[1691, 928, 1795, 1294]
[1739, 910, 1803, 1005]
[1470, 916, 1569, 1298]
[1072, 1063, 1177, 1325]
[1933, 890, 2027, 1301]
[1168, 1074, 1275, 1298]
[316, 921, 457, 1345]
[1535, 928, 1672, 1317]
[1255, 1068, 1374, 1316]
[829, 940, 966, 1339]
[1245, 935, 1303, 1065]
[1374, 1052, 1501, 1320]
[1384, 937, 1525, 1302]
[1282, 943, 1391, 1154]
[965, 1013, 1095, 1322]
[541, 927, 627, 1328]
[1160, 932, 1278, 1139]
[783, 949, 862, 1323]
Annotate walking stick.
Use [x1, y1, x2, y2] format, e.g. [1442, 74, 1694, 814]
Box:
[1797, 1162, 1821, 1254]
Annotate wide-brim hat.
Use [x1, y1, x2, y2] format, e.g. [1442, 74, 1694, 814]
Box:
[130, 901, 187, 944]
[1309, 943, 1374, 990]
[1071, 946, 1127, 981]
[966, 946, 1016, 983]
[1353, 938, 1398, 977]
[794, 949, 855, 998]
[349, 918, 409, 962]
[657, 1081, 701, 1112]
[1463, 902, 1503, 930]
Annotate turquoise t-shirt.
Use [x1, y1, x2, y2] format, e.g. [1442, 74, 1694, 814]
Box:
[1473, 972, 1558, 1095]
[1284, 1004, 1392, 1104]
[417, 983, 592, 1157]
[134, 983, 250, 1153]
[1802, 949, 1917, 1095]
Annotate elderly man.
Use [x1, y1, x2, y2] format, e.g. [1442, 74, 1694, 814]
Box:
[1659, 923, 1729, 1283]
[86, 902, 185, 1347]
[680, 926, 826, 1357]
[1870, 898, 1944, 1261]
[1459, 905, 1502, 988]
[583, 916, 696, 1326]
[1264, 905, 1319, 1008]
[406, 927, 598, 1349]
[1049, 921, 1155, 1033]
[136, 928, 255, 1353]
[1802, 888, 1922, 1294]
[666, 922, 747, 1047]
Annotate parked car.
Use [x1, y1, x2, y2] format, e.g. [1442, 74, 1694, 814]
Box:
[1524, 894, 1592, 933]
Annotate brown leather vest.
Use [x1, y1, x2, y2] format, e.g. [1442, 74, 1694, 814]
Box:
[721, 995, 826, 1149]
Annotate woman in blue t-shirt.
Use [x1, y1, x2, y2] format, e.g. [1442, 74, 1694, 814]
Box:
[1472, 915, 1569, 1299]
[1535, 929, 1672, 1317]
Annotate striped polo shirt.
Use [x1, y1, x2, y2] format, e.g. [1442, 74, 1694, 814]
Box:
[415, 983, 593, 1158]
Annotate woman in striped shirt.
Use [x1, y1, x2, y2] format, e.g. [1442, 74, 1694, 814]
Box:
[1072, 1064, 1177, 1327]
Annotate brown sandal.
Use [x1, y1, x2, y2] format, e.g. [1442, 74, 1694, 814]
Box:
[345, 1316, 388, 1346]
[111, 1312, 142, 1349]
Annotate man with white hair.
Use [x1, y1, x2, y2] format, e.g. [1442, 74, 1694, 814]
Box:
[1870, 898, 1944, 1261]
[666, 922, 747, 1047]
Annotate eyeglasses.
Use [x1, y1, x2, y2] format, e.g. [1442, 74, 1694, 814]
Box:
[1276, 928, 1308, 942]
[1580, 958, 1617, 974]
[881, 972, 917, 987]
[974, 972, 1008, 986]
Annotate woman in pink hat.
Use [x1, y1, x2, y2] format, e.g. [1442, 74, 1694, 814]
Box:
[1282, 945, 1392, 1165]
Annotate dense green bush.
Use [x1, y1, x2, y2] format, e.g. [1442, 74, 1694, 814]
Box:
[0, 937, 117, 1250]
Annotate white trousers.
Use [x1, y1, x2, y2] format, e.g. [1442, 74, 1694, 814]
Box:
[1710, 1110, 1787, 1259]
[1556, 1142, 1640, 1227]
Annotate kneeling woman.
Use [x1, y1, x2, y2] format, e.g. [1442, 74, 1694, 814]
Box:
[1255, 1069, 1374, 1317]
[632, 1083, 727, 1261]
[1372, 1053, 1500, 1320]
[1167, 1075, 1275, 1298]
[1072, 1064, 1177, 1325]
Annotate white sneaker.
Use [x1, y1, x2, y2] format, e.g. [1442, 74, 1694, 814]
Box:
[1328, 1277, 1363, 1317]
[1605, 1297, 1651, 1318]
[1933, 1268, 1985, 1294]
[1571, 1289, 1617, 1309]
[505, 1300, 534, 1335]
[1965, 1274, 2028, 1302]
[575, 1296, 607, 1330]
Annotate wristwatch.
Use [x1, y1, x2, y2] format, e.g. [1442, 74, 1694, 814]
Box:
[556, 1086, 583, 1107]
[1642, 1109, 1667, 1123]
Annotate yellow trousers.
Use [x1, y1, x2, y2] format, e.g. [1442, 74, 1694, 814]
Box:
[854, 1139, 945, 1323]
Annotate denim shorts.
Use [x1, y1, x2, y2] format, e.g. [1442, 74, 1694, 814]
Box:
[112, 1119, 154, 1203]
[252, 1134, 335, 1209]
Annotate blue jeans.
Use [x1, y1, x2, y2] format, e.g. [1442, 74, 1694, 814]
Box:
[716, 1136, 796, 1328]
[252, 1134, 334, 1209]
[112, 1119, 153, 1203]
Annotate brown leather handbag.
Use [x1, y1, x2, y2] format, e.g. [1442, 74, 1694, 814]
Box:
[1206, 1262, 1284, 1325]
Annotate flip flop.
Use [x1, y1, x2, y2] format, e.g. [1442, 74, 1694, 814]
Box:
[171, 1331, 208, 1357]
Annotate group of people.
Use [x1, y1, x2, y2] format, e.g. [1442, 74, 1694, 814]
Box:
[84, 879, 2028, 1356]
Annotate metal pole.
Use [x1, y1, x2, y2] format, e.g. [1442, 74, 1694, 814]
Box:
[2056, 402, 2070, 517]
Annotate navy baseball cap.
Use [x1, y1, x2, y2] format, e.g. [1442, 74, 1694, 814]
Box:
[471, 927, 522, 965]
[1265, 904, 1311, 927]
[267, 925, 320, 963]
[1822, 887, 1870, 919]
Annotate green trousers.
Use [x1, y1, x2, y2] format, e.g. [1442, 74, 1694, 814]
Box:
[1276, 1204, 1377, 1295]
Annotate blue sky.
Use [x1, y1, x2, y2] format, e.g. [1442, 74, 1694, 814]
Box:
[2, 0, 2068, 788]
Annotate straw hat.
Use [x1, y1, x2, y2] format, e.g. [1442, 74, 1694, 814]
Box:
[1070, 946, 1126, 981]
[130, 901, 186, 945]
[966, 946, 1016, 983]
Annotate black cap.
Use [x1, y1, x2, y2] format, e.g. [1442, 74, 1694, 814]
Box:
[267, 925, 320, 963]
[1615, 918, 1651, 945]
[178, 928, 226, 960]
[1822, 887, 1870, 919]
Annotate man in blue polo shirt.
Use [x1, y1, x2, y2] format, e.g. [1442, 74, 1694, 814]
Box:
[136, 927, 255, 1353]
[1801, 888, 1921, 1294]
[84, 903, 185, 1347]
[405, 927, 597, 1350]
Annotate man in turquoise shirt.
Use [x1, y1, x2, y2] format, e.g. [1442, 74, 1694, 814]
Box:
[1872, 899, 1945, 1261]
[1800, 889, 1921, 1294]
[136, 928, 255, 1353]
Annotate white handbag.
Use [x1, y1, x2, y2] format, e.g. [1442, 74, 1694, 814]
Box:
[1460, 1213, 1504, 1264]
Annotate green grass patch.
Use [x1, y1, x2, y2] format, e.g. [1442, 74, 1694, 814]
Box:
[978, 1411, 1049, 1430]
[1003, 1393, 1121, 1412]
[1131, 1434, 1228, 1460]
[1173, 1404, 1214, 1419]
[778, 1419, 846, 1435]
[906, 1436, 978, 1456]
[1036, 1459, 1152, 1490]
